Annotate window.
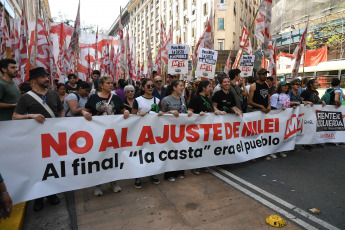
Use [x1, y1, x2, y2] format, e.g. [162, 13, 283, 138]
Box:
[218, 18, 224, 30]
[234, 2, 236, 14]
[191, 28, 195, 37]
[218, 40, 225, 50]
[192, 10, 195, 15]
[220, 0, 225, 3]
[203, 3, 208, 15]
[183, 32, 186, 42]
[183, 0, 187, 10]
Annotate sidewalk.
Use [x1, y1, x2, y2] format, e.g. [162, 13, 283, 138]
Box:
[74, 170, 300, 230]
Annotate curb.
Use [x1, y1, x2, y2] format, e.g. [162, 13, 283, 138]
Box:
[0, 202, 26, 230]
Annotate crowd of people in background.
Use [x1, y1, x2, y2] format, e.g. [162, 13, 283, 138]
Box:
[0, 57, 344, 217]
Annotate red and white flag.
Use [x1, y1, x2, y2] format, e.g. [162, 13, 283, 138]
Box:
[86, 48, 92, 80]
[64, 1, 81, 69]
[292, 21, 308, 79]
[255, 0, 272, 52]
[0, 5, 4, 38]
[224, 51, 231, 74]
[240, 26, 253, 55]
[94, 26, 98, 69]
[118, 9, 126, 78]
[268, 37, 277, 79]
[147, 32, 154, 78]
[18, 10, 29, 83]
[129, 46, 136, 80]
[1, 22, 10, 59]
[136, 60, 141, 79]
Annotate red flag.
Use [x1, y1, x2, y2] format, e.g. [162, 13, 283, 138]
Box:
[87, 48, 92, 80]
[292, 21, 308, 79]
[240, 26, 253, 55]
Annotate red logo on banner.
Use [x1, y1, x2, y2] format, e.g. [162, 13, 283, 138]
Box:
[284, 113, 304, 140]
[172, 60, 185, 67]
[200, 64, 212, 71]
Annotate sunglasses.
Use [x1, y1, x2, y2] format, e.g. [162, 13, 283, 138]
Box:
[155, 80, 162, 83]
[127, 90, 134, 93]
[146, 84, 155, 89]
[69, 77, 77, 79]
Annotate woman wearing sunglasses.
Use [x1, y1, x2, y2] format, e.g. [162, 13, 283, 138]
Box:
[81, 75, 130, 197]
[288, 79, 310, 107]
[159, 80, 193, 182]
[131, 78, 161, 188]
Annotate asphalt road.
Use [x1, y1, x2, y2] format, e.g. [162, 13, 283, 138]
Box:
[212, 144, 345, 230]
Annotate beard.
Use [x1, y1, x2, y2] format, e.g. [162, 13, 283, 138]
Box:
[37, 81, 49, 89]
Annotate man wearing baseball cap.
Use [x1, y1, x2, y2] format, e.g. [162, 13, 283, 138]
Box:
[12, 67, 64, 211]
[248, 68, 271, 114]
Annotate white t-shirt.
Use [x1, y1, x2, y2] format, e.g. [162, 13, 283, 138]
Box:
[270, 93, 290, 109]
[133, 96, 160, 113]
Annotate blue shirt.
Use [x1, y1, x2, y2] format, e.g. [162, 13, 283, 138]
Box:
[153, 87, 165, 101]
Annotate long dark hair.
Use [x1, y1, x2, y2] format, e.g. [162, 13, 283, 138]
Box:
[140, 78, 153, 95]
[197, 80, 210, 94]
[306, 79, 316, 90]
[164, 80, 181, 97]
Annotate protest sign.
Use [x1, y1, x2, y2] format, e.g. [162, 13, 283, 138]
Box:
[1, 105, 345, 204]
[239, 55, 255, 77]
[195, 48, 218, 79]
[168, 44, 189, 74]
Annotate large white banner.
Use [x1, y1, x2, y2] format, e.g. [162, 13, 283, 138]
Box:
[1, 105, 344, 204]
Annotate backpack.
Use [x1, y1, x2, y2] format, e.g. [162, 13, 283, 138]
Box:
[321, 88, 335, 105]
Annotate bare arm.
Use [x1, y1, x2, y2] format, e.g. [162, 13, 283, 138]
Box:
[240, 78, 248, 97]
[12, 112, 45, 124]
[67, 100, 83, 115]
[0, 102, 16, 109]
[335, 92, 341, 108]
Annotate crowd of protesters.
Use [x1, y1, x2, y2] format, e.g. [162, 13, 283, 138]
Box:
[0, 57, 344, 216]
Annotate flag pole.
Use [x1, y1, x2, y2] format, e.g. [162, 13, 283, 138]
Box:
[236, 10, 259, 69]
[33, 1, 39, 68]
[302, 18, 309, 79]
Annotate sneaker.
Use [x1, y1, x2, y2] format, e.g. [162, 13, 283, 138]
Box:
[202, 167, 209, 173]
[151, 175, 160, 185]
[279, 152, 287, 158]
[94, 185, 103, 196]
[47, 194, 60, 205]
[265, 156, 271, 161]
[167, 177, 175, 182]
[134, 178, 142, 189]
[270, 154, 277, 159]
[177, 174, 185, 179]
[33, 198, 44, 212]
[109, 181, 121, 193]
[191, 169, 200, 175]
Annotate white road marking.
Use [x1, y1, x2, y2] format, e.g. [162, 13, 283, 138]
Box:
[211, 167, 341, 230]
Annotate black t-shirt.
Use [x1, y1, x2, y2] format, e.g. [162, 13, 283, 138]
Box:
[301, 89, 321, 104]
[212, 90, 236, 113]
[66, 84, 77, 94]
[268, 86, 276, 96]
[123, 99, 132, 113]
[253, 82, 269, 109]
[85, 93, 124, 115]
[14, 90, 63, 118]
[188, 94, 214, 113]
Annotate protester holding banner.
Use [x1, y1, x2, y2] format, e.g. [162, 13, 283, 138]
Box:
[229, 69, 248, 112]
[248, 68, 271, 114]
[212, 76, 242, 116]
[288, 79, 310, 108]
[301, 79, 326, 106]
[0, 172, 12, 221]
[270, 81, 290, 110]
[324, 78, 342, 108]
[115, 79, 127, 102]
[187, 80, 214, 175]
[81, 75, 130, 196]
[131, 78, 161, 188]
[159, 80, 192, 181]
[123, 85, 136, 113]
[12, 67, 64, 211]
[266, 77, 276, 96]
[64, 81, 90, 117]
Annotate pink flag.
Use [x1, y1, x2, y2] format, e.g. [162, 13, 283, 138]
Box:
[292, 22, 308, 79]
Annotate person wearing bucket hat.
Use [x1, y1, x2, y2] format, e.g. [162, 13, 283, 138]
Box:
[270, 81, 290, 110]
[248, 68, 271, 114]
[12, 66, 64, 211]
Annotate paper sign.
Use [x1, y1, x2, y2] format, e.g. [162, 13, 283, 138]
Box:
[196, 48, 218, 79]
[168, 44, 189, 74]
[239, 55, 255, 77]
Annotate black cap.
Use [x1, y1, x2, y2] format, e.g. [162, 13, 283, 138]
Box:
[29, 67, 49, 80]
[257, 68, 269, 75]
